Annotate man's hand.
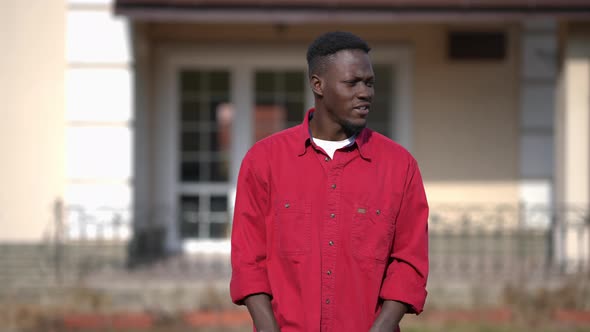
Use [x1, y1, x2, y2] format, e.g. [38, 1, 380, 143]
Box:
[369, 300, 408, 332]
[244, 293, 280, 332]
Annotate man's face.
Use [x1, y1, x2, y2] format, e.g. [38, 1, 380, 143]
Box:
[319, 49, 375, 135]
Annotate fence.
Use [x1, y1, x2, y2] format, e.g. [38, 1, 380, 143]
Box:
[429, 204, 590, 283]
[12, 201, 587, 286]
[37, 201, 132, 284]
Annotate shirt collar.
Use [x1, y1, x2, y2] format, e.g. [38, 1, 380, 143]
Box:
[355, 125, 372, 161]
[298, 108, 372, 160]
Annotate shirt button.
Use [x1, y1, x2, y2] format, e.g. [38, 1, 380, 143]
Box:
[329, 240, 334, 246]
[330, 213, 335, 218]
[331, 184, 336, 189]
[324, 157, 329, 162]
[285, 203, 290, 208]
[376, 209, 381, 215]
[327, 270, 332, 275]
[326, 299, 330, 304]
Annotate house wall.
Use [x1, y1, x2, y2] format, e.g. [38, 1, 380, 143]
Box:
[147, 22, 521, 206]
[0, 0, 66, 241]
[0, 0, 134, 241]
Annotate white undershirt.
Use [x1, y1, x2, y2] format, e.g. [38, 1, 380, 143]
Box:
[312, 136, 356, 159]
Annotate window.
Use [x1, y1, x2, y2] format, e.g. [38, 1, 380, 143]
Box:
[178, 69, 231, 239]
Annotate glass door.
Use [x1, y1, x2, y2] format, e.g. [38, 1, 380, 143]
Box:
[177, 69, 232, 240]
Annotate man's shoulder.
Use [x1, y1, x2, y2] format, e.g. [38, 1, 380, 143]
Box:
[246, 124, 302, 157]
[365, 128, 415, 162]
[260, 124, 302, 144]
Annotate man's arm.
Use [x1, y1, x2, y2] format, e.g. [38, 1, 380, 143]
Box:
[230, 147, 278, 329]
[377, 157, 429, 322]
[244, 293, 280, 332]
[369, 300, 408, 332]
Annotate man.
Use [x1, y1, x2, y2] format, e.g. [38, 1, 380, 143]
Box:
[230, 31, 428, 332]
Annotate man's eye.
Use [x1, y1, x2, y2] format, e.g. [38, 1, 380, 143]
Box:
[366, 81, 375, 87]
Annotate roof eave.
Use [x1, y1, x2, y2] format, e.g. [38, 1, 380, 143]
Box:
[114, 6, 590, 22]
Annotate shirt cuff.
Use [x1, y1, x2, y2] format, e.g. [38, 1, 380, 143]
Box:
[379, 261, 427, 314]
[230, 267, 273, 305]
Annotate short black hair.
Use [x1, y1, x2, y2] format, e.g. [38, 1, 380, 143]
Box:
[306, 31, 371, 76]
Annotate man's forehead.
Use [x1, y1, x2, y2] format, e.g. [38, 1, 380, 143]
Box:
[324, 50, 373, 73]
[330, 48, 370, 62]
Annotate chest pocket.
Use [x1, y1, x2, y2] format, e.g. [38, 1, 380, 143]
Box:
[274, 199, 312, 256]
[351, 206, 394, 263]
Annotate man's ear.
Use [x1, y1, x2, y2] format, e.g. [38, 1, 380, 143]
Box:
[310, 74, 323, 97]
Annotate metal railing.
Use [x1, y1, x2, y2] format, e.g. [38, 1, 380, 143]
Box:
[33, 201, 590, 285]
[40, 200, 132, 284]
[429, 204, 590, 282]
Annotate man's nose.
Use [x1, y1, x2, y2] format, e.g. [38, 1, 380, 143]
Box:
[357, 84, 373, 100]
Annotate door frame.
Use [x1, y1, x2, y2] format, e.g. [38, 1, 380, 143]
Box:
[153, 43, 413, 254]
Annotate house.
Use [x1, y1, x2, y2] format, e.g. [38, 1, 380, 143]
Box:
[2, 0, 589, 275]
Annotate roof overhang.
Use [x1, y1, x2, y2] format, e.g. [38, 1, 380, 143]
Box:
[114, 0, 590, 22]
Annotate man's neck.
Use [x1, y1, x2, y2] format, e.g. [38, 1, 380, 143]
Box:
[309, 108, 353, 141]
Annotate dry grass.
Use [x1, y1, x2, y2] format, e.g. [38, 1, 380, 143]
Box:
[403, 324, 590, 332]
[502, 275, 590, 324]
[2, 276, 590, 332]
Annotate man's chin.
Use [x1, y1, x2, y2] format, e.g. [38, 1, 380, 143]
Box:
[342, 120, 367, 136]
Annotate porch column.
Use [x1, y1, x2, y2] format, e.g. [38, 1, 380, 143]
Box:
[228, 66, 254, 220]
[555, 23, 590, 272]
[65, 1, 134, 240]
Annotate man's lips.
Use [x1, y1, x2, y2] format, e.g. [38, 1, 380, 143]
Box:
[353, 105, 370, 115]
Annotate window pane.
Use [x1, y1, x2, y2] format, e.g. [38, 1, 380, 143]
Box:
[180, 70, 202, 93]
[179, 70, 231, 183]
[256, 71, 276, 93]
[284, 71, 304, 93]
[181, 101, 203, 122]
[210, 161, 229, 182]
[210, 196, 228, 212]
[180, 162, 200, 182]
[374, 65, 393, 93]
[181, 132, 201, 152]
[209, 71, 229, 92]
[179, 196, 200, 239]
[210, 222, 229, 239]
[371, 64, 394, 138]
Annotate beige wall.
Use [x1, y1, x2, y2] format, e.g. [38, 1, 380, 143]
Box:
[555, 22, 590, 268]
[410, 24, 520, 205]
[0, 1, 65, 241]
[556, 22, 590, 208]
[148, 22, 521, 205]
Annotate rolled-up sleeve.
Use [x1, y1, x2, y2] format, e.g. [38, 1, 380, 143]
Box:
[379, 158, 429, 314]
[230, 148, 272, 305]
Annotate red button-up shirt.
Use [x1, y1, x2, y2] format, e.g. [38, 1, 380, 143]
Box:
[230, 109, 429, 332]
